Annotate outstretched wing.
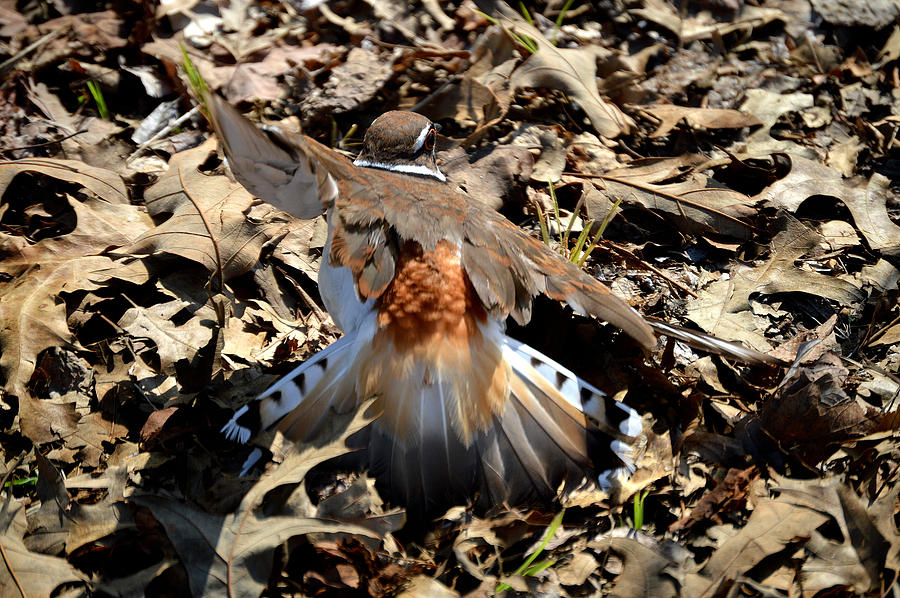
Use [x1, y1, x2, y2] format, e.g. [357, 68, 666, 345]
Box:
[322, 165, 656, 347]
[202, 92, 337, 219]
[202, 95, 655, 347]
[460, 198, 656, 349]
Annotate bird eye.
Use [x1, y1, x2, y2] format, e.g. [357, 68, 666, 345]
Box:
[424, 128, 436, 151]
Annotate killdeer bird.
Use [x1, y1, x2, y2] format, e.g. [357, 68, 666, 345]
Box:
[210, 95, 775, 516]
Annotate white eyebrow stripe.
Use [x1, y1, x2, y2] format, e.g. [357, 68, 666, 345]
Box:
[353, 159, 447, 182]
[412, 123, 432, 153]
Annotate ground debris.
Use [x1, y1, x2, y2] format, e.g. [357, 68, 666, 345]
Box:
[0, 1, 898, 596]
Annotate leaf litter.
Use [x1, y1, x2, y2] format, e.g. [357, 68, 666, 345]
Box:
[0, 1, 899, 597]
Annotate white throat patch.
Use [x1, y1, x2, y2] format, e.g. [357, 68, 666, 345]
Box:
[353, 159, 447, 182]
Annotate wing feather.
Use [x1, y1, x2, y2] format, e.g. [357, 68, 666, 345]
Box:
[462, 201, 656, 348]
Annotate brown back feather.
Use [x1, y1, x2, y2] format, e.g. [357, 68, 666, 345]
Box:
[300, 148, 655, 347]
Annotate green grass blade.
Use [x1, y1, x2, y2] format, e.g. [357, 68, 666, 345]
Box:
[535, 201, 551, 247]
[495, 509, 565, 594]
[518, 1, 535, 26]
[181, 43, 210, 110]
[595, 195, 623, 238]
[3, 476, 37, 489]
[523, 559, 556, 576]
[474, 10, 538, 54]
[86, 80, 109, 120]
[552, 0, 577, 43]
[570, 224, 593, 265]
[563, 188, 588, 259]
[339, 123, 359, 150]
[575, 196, 622, 268]
[633, 489, 650, 531]
[555, 0, 576, 28]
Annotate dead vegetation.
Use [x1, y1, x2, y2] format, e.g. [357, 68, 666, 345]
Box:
[0, 0, 898, 596]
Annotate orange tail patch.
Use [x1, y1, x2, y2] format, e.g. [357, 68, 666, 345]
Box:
[369, 239, 508, 444]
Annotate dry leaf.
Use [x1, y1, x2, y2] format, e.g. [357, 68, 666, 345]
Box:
[555, 551, 598, 586]
[683, 498, 829, 597]
[64, 411, 128, 468]
[775, 477, 893, 594]
[3, 1, 900, 594]
[631, 0, 787, 43]
[641, 105, 762, 138]
[754, 368, 899, 466]
[125, 139, 287, 281]
[686, 216, 864, 351]
[301, 47, 395, 122]
[0, 158, 128, 205]
[670, 467, 758, 533]
[757, 154, 900, 254]
[25, 82, 124, 159]
[594, 156, 756, 240]
[506, 123, 566, 183]
[0, 494, 88, 595]
[592, 536, 679, 598]
[221, 44, 339, 104]
[397, 576, 460, 597]
[501, 6, 633, 138]
[117, 301, 215, 376]
[740, 90, 815, 156]
[0, 158, 149, 443]
[132, 406, 377, 598]
[417, 26, 515, 130]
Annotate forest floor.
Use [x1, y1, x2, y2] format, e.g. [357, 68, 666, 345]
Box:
[0, 0, 899, 596]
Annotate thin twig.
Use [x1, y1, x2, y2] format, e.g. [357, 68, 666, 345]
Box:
[126, 105, 200, 163]
[0, 529, 24, 597]
[867, 313, 900, 347]
[0, 27, 67, 73]
[0, 129, 87, 155]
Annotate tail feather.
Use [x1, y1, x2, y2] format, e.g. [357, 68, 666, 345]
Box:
[366, 333, 648, 514]
[492, 396, 557, 493]
[220, 333, 355, 445]
[475, 413, 549, 507]
[504, 336, 642, 450]
[366, 393, 476, 514]
[471, 345, 635, 507]
[472, 432, 512, 506]
[221, 324, 648, 516]
[506, 365, 593, 464]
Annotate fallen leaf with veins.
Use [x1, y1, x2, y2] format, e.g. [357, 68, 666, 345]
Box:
[0, 159, 149, 443]
[686, 216, 864, 350]
[0, 495, 88, 595]
[757, 154, 900, 255]
[133, 406, 378, 598]
[124, 139, 290, 282]
[641, 105, 762, 138]
[683, 498, 829, 597]
[501, 6, 633, 138]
